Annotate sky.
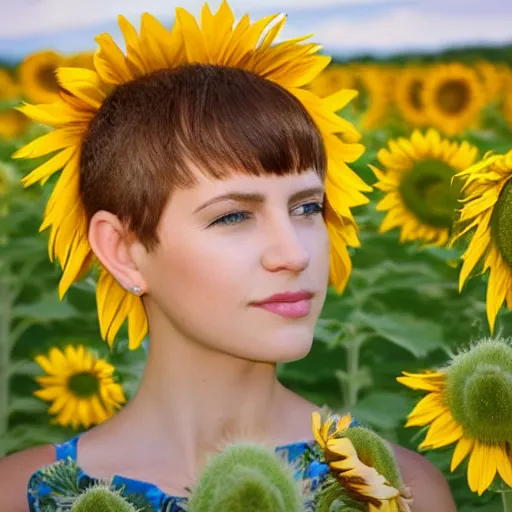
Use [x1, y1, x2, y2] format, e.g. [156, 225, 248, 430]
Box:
[0, 0, 511, 62]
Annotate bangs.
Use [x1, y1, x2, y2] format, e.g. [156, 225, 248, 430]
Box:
[170, 65, 326, 183]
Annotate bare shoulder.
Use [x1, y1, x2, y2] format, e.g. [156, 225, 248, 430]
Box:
[390, 442, 456, 512]
[0, 444, 55, 512]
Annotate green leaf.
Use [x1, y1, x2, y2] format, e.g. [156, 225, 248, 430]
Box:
[354, 311, 446, 358]
[11, 292, 79, 322]
[350, 392, 413, 430]
[8, 396, 47, 415]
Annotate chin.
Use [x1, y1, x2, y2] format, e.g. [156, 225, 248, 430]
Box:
[252, 331, 314, 364]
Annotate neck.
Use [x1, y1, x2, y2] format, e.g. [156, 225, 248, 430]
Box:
[107, 327, 299, 477]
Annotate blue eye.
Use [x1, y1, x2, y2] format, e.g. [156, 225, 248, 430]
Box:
[294, 201, 324, 216]
[210, 211, 249, 226]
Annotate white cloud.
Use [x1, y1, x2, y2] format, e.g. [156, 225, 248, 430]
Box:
[301, 7, 512, 54]
[0, 0, 410, 39]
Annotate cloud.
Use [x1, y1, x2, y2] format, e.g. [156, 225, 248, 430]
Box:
[297, 6, 512, 55]
[0, 0, 410, 39]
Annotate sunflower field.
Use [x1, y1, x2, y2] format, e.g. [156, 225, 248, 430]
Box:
[1, 43, 512, 511]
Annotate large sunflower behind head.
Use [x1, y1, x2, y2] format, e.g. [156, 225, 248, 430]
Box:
[370, 129, 478, 246]
[14, 1, 370, 350]
[34, 345, 126, 429]
[19, 50, 65, 104]
[394, 66, 428, 127]
[454, 149, 512, 332]
[422, 63, 485, 136]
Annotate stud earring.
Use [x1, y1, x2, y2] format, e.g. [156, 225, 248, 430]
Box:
[130, 284, 142, 295]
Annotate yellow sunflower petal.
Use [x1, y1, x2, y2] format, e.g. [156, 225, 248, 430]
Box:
[450, 436, 474, 471]
[467, 441, 497, 495]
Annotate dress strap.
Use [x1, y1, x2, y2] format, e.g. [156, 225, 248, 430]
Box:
[54, 435, 81, 462]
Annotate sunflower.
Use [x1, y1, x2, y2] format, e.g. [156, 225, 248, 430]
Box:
[454, 149, 512, 332]
[312, 412, 411, 511]
[65, 52, 96, 70]
[504, 91, 512, 129]
[370, 129, 478, 246]
[34, 345, 126, 429]
[398, 339, 512, 496]
[422, 63, 485, 136]
[308, 63, 352, 98]
[475, 60, 504, 106]
[14, 1, 371, 350]
[0, 109, 30, 139]
[19, 50, 65, 104]
[348, 65, 390, 130]
[0, 69, 20, 100]
[394, 66, 428, 127]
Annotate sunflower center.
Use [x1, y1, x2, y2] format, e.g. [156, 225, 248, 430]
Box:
[408, 79, 423, 110]
[36, 65, 60, 93]
[446, 340, 512, 444]
[490, 177, 512, 269]
[68, 371, 100, 398]
[436, 80, 470, 115]
[398, 159, 460, 228]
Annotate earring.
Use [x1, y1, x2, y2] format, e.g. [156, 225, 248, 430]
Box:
[130, 284, 142, 295]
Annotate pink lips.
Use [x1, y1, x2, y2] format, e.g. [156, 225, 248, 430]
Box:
[252, 291, 314, 319]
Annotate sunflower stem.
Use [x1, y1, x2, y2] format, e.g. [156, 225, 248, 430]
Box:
[0, 276, 12, 458]
[339, 331, 365, 410]
[345, 340, 360, 409]
[502, 491, 512, 512]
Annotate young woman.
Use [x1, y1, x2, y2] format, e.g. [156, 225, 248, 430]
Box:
[0, 3, 455, 511]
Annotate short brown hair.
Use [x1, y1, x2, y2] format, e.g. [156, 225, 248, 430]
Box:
[80, 64, 326, 250]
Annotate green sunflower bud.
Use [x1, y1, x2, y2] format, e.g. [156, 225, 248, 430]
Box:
[343, 427, 404, 490]
[187, 442, 303, 512]
[70, 485, 137, 512]
[490, 178, 512, 268]
[446, 338, 512, 444]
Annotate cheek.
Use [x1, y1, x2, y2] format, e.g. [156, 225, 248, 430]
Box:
[150, 230, 253, 308]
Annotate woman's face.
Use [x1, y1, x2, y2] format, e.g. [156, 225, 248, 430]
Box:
[137, 166, 330, 363]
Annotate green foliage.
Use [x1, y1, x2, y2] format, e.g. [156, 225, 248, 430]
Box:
[187, 443, 303, 512]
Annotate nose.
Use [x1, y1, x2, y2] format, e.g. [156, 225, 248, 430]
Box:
[260, 215, 310, 273]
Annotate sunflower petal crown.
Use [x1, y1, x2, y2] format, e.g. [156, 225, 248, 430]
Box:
[13, 1, 371, 350]
[453, 149, 512, 332]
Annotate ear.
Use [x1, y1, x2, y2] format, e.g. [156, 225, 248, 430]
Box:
[88, 210, 148, 294]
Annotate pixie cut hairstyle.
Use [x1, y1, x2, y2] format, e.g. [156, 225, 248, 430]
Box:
[80, 64, 327, 250]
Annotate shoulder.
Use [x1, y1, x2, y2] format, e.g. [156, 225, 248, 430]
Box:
[390, 442, 456, 512]
[0, 444, 55, 512]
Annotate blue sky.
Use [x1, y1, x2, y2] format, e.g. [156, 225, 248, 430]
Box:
[0, 0, 510, 62]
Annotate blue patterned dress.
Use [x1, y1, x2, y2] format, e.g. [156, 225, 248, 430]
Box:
[27, 434, 334, 511]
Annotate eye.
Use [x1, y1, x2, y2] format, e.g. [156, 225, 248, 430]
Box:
[209, 211, 250, 227]
[293, 201, 324, 217]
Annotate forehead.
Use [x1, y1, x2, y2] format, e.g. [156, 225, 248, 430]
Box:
[182, 165, 325, 198]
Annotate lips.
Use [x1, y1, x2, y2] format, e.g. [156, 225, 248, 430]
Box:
[252, 291, 314, 319]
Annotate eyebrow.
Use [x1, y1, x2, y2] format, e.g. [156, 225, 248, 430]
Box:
[194, 186, 325, 213]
